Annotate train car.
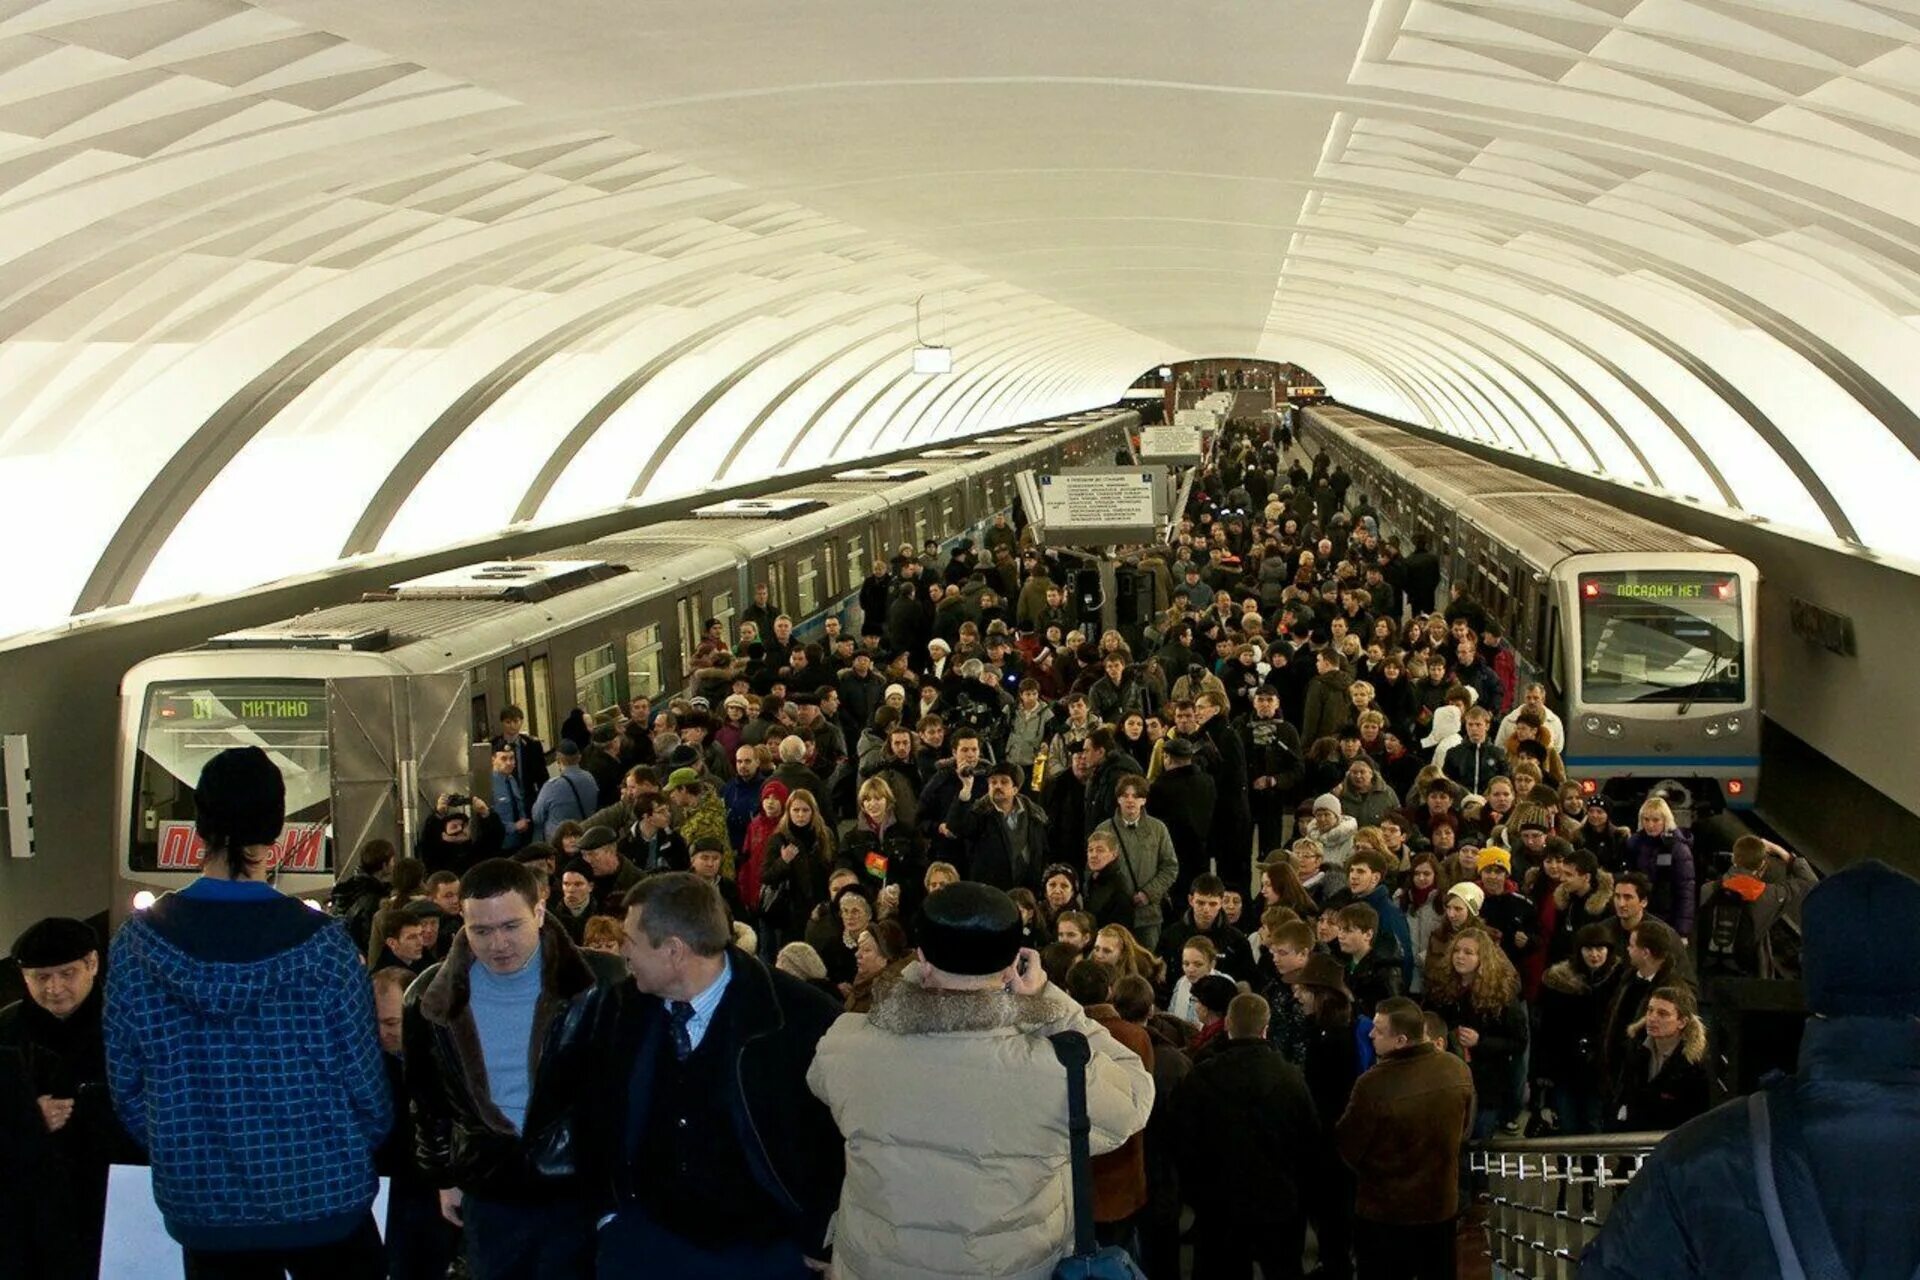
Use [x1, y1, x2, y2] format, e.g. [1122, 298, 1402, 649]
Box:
[115, 409, 1136, 914]
[1299, 404, 1759, 822]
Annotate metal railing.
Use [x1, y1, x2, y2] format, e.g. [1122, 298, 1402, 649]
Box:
[1469, 1133, 1662, 1280]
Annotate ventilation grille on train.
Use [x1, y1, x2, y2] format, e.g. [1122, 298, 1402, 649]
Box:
[1502, 495, 1700, 553]
[834, 467, 928, 482]
[921, 448, 991, 459]
[206, 626, 391, 651]
[370, 559, 626, 602]
[693, 498, 830, 519]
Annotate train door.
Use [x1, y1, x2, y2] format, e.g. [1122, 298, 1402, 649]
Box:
[675, 595, 699, 685]
[326, 673, 471, 868]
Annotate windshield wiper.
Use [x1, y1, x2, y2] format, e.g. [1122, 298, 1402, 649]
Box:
[1674, 633, 1727, 716]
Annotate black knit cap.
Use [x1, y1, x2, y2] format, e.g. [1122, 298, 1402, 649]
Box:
[1803, 859, 1920, 1018]
[1191, 974, 1241, 1018]
[11, 917, 99, 968]
[194, 746, 285, 849]
[917, 883, 1023, 977]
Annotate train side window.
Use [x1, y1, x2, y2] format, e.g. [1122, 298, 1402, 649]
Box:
[710, 591, 733, 647]
[626, 625, 665, 700]
[572, 644, 620, 722]
[470, 693, 490, 744]
[527, 655, 554, 743]
[675, 597, 695, 678]
[819, 541, 838, 600]
[939, 493, 957, 535]
[506, 663, 530, 727]
[796, 555, 820, 617]
[845, 534, 866, 594]
[913, 508, 929, 548]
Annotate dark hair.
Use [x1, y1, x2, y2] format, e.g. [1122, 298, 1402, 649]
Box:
[1225, 992, 1271, 1039]
[1375, 996, 1426, 1043]
[1190, 873, 1227, 898]
[1630, 918, 1681, 965]
[357, 839, 398, 877]
[866, 918, 911, 963]
[1111, 974, 1156, 1023]
[1039, 941, 1082, 988]
[1334, 902, 1379, 936]
[459, 858, 542, 911]
[386, 857, 427, 908]
[1064, 958, 1117, 1006]
[1348, 847, 1394, 878]
[500, 705, 525, 722]
[621, 872, 731, 956]
[423, 869, 460, 892]
[1617, 871, 1653, 903]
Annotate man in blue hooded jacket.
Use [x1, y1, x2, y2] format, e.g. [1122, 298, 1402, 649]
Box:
[105, 746, 392, 1276]
[1582, 859, 1920, 1278]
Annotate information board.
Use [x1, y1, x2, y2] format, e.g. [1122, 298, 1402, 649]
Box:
[1139, 423, 1203, 462]
[1036, 467, 1166, 545]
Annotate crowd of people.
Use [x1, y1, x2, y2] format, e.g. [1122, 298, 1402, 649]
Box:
[0, 414, 1858, 1280]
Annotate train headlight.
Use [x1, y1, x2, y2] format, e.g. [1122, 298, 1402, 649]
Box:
[1704, 722, 1722, 738]
[1605, 721, 1624, 739]
[132, 891, 156, 911]
[1725, 715, 1742, 733]
[1583, 715, 1603, 735]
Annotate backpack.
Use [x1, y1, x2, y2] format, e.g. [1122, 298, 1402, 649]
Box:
[1699, 882, 1761, 976]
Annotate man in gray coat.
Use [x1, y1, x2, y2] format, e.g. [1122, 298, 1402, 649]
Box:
[1093, 773, 1180, 951]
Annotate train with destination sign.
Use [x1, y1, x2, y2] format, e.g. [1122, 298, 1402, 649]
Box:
[115, 408, 1137, 914]
[1298, 403, 1760, 820]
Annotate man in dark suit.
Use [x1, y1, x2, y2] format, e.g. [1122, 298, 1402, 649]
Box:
[490, 706, 547, 801]
[581, 874, 843, 1278]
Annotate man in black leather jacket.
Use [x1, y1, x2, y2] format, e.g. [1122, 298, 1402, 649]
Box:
[402, 858, 615, 1280]
[580, 872, 844, 1277]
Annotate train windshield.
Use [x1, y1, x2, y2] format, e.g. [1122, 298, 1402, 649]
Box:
[129, 680, 334, 875]
[1577, 571, 1745, 705]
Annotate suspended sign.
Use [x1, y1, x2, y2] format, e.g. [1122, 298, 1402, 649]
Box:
[1034, 467, 1167, 546]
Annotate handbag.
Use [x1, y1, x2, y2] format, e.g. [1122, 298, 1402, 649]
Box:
[1047, 1031, 1148, 1280]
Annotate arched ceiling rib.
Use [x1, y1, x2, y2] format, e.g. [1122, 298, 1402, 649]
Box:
[6, 0, 1920, 638]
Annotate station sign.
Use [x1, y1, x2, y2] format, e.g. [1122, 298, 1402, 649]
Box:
[1139, 423, 1203, 463]
[1034, 466, 1167, 546]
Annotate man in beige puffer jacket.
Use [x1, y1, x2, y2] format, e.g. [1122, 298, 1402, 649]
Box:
[807, 883, 1155, 1280]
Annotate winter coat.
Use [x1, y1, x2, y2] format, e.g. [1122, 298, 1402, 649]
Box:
[1087, 671, 1150, 724]
[578, 949, 844, 1254]
[1335, 1043, 1475, 1225]
[1549, 871, 1617, 963]
[1535, 958, 1621, 1094]
[1695, 855, 1816, 979]
[1441, 738, 1508, 793]
[673, 785, 732, 874]
[1426, 981, 1529, 1117]
[838, 820, 929, 914]
[807, 964, 1154, 1280]
[1627, 827, 1697, 937]
[402, 919, 602, 1199]
[1004, 703, 1055, 768]
[947, 793, 1051, 891]
[1407, 899, 1446, 994]
[1094, 814, 1182, 934]
[1612, 1018, 1710, 1132]
[1147, 765, 1216, 875]
[1345, 946, 1406, 1017]
[1312, 814, 1358, 867]
[1301, 669, 1355, 745]
[1337, 774, 1398, 830]
[1171, 1038, 1320, 1223]
[1083, 1003, 1154, 1223]
[106, 885, 390, 1251]
[1581, 1017, 1920, 1279]
[1082, 749, 1145, 831]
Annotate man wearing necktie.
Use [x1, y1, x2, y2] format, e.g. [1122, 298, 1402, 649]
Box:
[488, 747, 531, 852]
[580, 874, 843, 1278]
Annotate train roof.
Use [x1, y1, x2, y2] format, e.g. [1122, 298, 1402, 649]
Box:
[1305, 405, 1723, 565]
[197, 409, 1135, 666]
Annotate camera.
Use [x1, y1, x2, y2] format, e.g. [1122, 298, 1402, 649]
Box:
[444, 793, 470, 808]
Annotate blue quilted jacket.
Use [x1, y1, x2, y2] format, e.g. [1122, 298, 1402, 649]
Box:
[104, 881, 392, 1250]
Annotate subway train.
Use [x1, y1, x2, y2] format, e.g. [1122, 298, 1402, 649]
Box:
[114, 409, 1137, 915]
[1298, 403, 1760, 822]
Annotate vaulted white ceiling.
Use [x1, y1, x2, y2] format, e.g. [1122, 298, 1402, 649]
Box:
[4, 0, 1919, 637]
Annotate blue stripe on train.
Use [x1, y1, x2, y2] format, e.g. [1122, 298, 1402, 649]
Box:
[1563, 756, 1761, 768]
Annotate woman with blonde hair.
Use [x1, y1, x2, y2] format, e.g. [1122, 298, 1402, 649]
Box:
[1625, 795, 1696, 938]
[1091, 923, 1166, 988]
[1613, 985, 1710, 1131]
[1425, 928, 1529, 1138]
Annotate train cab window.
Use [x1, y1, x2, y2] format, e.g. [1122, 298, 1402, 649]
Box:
[1577, 571, 1745, 705]
[573, 645, 620, 723]
[845, 535, 866, 593]
[527, 655, 554, 743]
[795, 555, 820, 617]
[626, 624, 666, 700]
[128, 681, 333, 875]
[710, 591, 734, 647]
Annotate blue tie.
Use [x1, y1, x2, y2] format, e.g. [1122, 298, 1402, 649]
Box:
[667, 1001, 695, 1061]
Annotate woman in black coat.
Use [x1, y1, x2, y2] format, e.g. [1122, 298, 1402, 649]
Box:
[1536, 924, 1623, 1135]
[1293, 953, 1360, 1280]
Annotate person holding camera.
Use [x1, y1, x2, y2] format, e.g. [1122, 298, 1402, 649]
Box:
[417, 789, 503, 878]
[807, 883, 1154, 1280]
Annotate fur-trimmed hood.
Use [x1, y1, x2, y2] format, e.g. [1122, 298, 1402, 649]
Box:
[866, 961, 1078, 1036]
[1628, 1012, 1709, 1066]
[1554, 869, 1615, 916]
[1543, 956, 1617, 997]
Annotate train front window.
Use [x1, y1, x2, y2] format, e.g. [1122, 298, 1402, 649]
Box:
[1577, 572, 1745, 705]
[130, 680, 333, 874]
